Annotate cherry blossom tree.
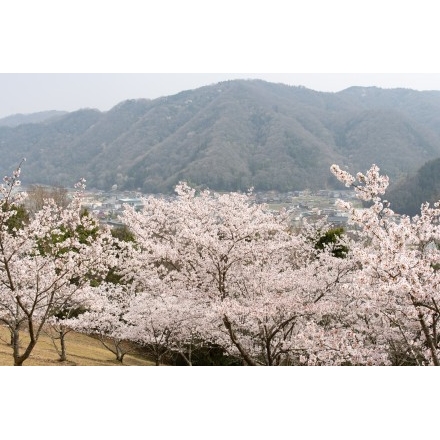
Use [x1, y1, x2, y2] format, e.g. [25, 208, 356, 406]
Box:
[69, 282, 136, 363]
[124, 288, 207, 366]
[66, 167, 439, 367]
[44, 299, 88, 362]
[0, 162, 114, 366]
[331, 164, 440, 365]
[120, 183, 364, 365]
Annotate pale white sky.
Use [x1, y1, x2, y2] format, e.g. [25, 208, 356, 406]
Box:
[1, 2, 440, 118]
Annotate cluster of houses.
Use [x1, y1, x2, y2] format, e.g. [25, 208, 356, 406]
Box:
[74, 188, 358, 230]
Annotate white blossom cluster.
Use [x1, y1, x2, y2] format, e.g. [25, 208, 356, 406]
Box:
[75, 168, 440, 366]
[2, 161, 439, 366]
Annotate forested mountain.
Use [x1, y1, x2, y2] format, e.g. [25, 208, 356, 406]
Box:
[2, 79, 440, 193]
[387, 157, 440, 216]
[0, 110, 68, 127]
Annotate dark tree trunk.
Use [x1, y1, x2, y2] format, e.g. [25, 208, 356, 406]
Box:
[59, 331, 67, 362]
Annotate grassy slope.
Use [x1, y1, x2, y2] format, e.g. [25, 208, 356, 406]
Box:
[0, 325, 155, 366]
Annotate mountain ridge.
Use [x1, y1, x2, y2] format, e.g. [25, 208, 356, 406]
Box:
[1, 79, 440, 193]
[0, 110, 69, 127]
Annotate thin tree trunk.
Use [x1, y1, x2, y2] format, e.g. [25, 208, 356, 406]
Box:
[60, 331, 67, 362]
[12, 326, 20, 365]
[223, 315, 257, 366]
[418, 311, 439, 366]
[116, 346, 125, 363]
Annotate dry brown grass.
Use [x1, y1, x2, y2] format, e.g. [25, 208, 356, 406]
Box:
[0, 324, 155, 366]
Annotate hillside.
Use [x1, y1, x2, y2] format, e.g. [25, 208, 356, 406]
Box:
[0, 324, 154, 366]
[387, 157, 440, 216]
[0, 110, 68, 127]
[2, 80, 440, 193]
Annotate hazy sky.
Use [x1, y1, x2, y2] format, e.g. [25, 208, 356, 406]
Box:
[2, 2, 440, 119]
[2, 73, 440, 119]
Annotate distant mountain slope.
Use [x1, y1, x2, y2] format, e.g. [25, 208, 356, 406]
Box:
[387, 157, 440, 216]
[0, 110, 68, 127]
[1, 80, 440, 193]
